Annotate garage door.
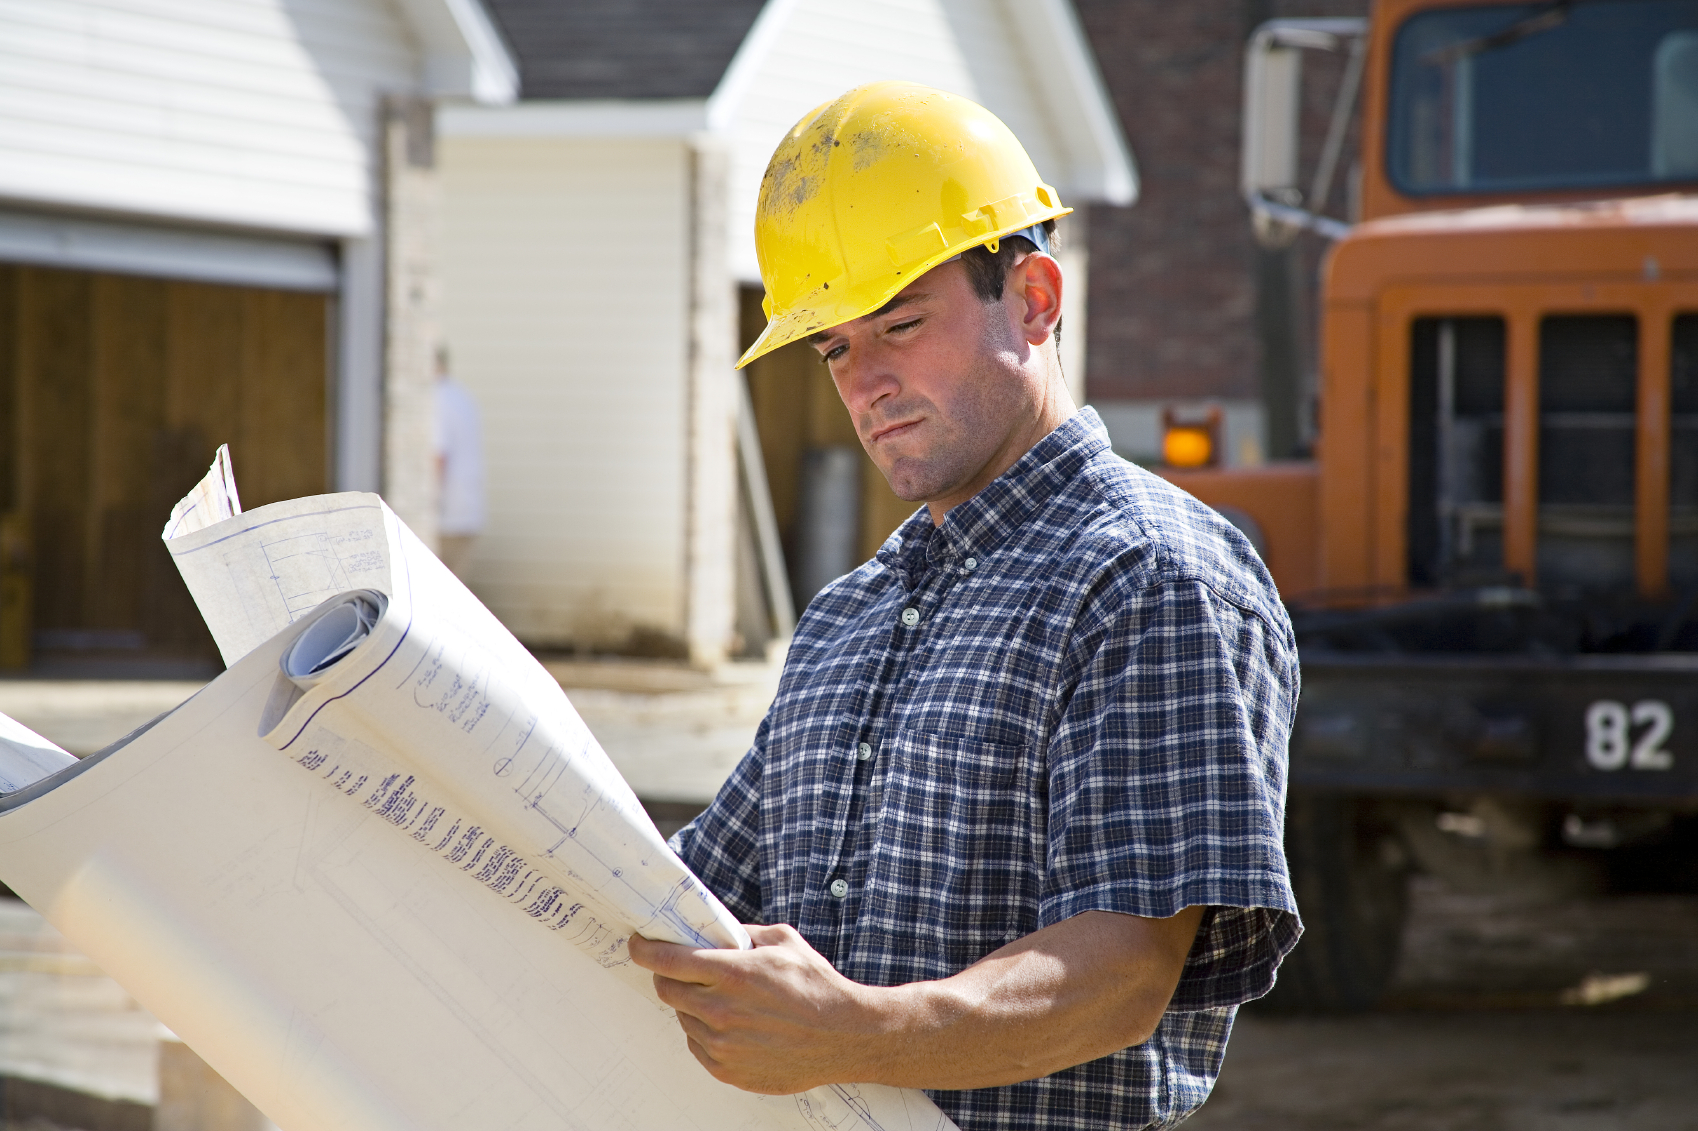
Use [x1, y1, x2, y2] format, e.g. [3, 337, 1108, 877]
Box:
[0, 265, 329, 672]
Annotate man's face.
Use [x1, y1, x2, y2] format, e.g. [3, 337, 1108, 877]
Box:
[807, 258, 1053, 517]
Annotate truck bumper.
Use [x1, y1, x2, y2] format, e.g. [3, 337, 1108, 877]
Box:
[1293, 652, 1698, 801]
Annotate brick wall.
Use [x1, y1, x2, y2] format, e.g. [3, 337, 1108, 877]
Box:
[1074, 0, 1371, 411]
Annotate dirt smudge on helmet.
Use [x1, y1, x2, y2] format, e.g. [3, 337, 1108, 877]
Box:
[761, 150, 817, 215]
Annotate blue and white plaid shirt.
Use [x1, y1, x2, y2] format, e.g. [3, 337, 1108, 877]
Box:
[674, 408, 1301, 1130]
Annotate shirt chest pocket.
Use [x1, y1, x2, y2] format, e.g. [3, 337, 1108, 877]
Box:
[885, 726, 1023, 795]
[868, 727, 1040, 932]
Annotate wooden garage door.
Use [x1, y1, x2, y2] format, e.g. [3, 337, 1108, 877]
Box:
[0, 265, 328, 669]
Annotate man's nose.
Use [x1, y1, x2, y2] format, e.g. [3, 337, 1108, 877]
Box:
[832, 348, 900, 418]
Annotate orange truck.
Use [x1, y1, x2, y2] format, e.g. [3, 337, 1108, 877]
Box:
[1171, 0, 1698, 1007]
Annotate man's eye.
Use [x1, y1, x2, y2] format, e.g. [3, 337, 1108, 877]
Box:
[823, 343, 848, 362]
[889, 318, 922, 334]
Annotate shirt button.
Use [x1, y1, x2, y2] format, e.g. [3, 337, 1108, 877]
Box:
[964, 556, 978, 571]
[856, 742, 873, 760]
[900, 607, 920, 627]
[828, 879, 849, 899]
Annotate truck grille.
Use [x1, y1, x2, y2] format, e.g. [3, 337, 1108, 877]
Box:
[1407, 316, 1506, 586]
[1538, 315, 1638, 592]
[1409, 313, 1698, 595]
[1674, 314, 1698, 591]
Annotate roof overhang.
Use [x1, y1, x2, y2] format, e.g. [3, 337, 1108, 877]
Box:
[999, 0, 1138, 206]
[392, 0, 519, 103]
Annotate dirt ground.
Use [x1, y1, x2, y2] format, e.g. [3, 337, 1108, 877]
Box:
[1185, 878, 1698, 1130]
[2, 879, 1695, 1131]
[1192, 1010, 1698, 1130]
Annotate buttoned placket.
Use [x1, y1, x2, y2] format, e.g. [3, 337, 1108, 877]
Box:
[809, 599, 913, 953]
[807, 543, 982, 962]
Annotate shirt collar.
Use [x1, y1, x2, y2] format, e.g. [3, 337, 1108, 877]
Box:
[875, 407, 1112, 587]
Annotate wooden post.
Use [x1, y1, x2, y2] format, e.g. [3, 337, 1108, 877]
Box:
[683, 136, 737, 668]
[381, 96, 441, 551]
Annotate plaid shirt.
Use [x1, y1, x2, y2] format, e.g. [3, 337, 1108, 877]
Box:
[674, 408, 1300, 1130]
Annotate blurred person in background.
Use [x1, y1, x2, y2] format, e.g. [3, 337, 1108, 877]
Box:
[434, 346, 485, 577]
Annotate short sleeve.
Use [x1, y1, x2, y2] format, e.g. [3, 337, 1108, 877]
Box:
[1040, 577, 1301, 1011]
[670, 716, 769, 924]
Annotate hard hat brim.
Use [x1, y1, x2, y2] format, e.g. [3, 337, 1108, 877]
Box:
[735, 208, 1072, 370]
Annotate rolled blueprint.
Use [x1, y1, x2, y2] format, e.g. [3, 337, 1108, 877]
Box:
[282, 592, 385, 688]
[265, 582, 748, 957]
[0, 488, 955, 1131]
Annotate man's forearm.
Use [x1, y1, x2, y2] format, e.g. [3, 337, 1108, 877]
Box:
[628, 906, 1204, 1095]
[850, 906, 1204, 1089]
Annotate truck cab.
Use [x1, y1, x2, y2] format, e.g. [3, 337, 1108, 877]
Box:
[1178, 0, 1698, 1008]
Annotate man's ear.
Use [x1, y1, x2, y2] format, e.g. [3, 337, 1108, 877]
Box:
[1008, 253, 1063, 347]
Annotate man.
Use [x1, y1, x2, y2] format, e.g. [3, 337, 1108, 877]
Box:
[628, 82, 1300, 1130]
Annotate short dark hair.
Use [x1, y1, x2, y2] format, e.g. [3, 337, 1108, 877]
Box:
[958, 219, 1061, 349]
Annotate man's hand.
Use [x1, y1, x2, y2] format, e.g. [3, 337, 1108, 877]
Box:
[627, 906, 1205, 1095]
[627, 923, 883, 1094]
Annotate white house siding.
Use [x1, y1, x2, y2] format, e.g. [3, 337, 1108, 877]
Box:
[717, 0, 1071, 284]
[439, 134, 692, 648]
[0, 0, 418, 237]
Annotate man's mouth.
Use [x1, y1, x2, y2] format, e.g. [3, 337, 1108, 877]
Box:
[869, 418, 922, 444]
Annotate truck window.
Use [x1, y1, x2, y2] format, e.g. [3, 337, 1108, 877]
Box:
[1388, 0, 1698, 195]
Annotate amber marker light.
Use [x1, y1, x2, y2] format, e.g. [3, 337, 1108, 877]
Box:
[1162, 425, 1214, 469]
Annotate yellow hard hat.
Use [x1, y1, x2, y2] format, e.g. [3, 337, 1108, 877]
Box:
[736, 81, 1072, 369]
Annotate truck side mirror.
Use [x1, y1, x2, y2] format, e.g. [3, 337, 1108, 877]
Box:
[1242, 19, 1367, 247]
[1242, 41, 1303, 217]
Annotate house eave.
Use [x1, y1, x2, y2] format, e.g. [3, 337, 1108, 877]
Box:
[392, 0, 519, 104]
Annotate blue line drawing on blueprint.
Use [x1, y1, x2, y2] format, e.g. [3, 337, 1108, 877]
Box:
[390, 631, 725, 951]
[505, 726, 723, 950]
[261, 532, 360, 620]
[793, 1084, 912, 1131]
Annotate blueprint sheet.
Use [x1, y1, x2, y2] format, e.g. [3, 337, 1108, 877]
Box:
[0, 480, 956, 1131]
